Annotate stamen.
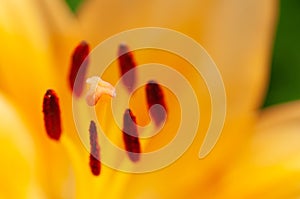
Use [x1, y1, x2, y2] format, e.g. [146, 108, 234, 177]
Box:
[85, 76, 116, 106]
[42, 89, 62, 140]
[123, 109, 141, 162]
[89, 120, 101, 176]
[69, 41, 90, 97]
[146, 80, 167, 126]
[118, 43, 136, 91]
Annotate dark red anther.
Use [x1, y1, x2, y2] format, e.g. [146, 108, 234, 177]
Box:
[123, 109, 141, 162]
[69, 41, 90, 97]
[118, 44, 136, 91]
[89, 120, 101, 176]
[42, 89, 62, 140]
[146, 80, 167, 126]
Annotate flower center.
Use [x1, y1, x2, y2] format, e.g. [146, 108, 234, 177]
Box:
[85, 76, 116, 106]
[42, 41, 169, 176]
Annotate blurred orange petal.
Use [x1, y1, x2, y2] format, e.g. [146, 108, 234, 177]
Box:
[219, 101, 300, 198]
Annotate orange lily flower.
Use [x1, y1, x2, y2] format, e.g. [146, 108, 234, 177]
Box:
[2, 0, 297, 199]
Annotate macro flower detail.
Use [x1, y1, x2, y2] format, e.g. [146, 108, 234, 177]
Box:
[42, 89, 62, 140]
[85, 76, 116, 106]
[89, 120, 101, 176]
[3, 0, 299, 199]
[118, 44, 137, 91]
[146, 80, 167, 127]
[122, 109, 141, 162]
[69, 41, 90, 97]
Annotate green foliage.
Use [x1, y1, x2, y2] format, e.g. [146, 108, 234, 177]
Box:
[263, 0, 300, 107]
[65, 0, 83, 13]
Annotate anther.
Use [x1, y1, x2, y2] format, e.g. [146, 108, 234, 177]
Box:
[89, 120, 101, 176]
[69, 41, 90, 97]
[42, 89, 62, 140]
[146, 80, 167, 126]
[123, 109, 141, 162]
[85, 76, 116, 106]
[118, 43, 136, 91]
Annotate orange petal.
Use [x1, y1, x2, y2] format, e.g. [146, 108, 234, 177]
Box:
[0, 93, 44, 198]
[199, 0, 278, 116]
[78, 0, 278, 115]
[0, 0, 81, 138]
[218, 101, 300, 198]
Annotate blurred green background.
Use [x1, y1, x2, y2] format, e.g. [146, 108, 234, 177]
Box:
[65, 0, 300, 108]
[263, 0, 300, 107]
[65, 0, 82, 13]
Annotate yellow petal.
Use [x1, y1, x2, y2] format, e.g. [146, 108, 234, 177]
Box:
[76, 2, 278, 198]
[78, 0, 277, 114]
[102, 113, 256, 199]
[218, 101, 300, 198]
[0, 93, 91, 198]
[199, 0, 278, 115]
[0, 0, 82, 139]
[0, 93, 45, 198]
[0, 1, 104, 197]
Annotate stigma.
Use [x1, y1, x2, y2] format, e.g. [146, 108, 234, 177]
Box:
[85, 76, 116, 106]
